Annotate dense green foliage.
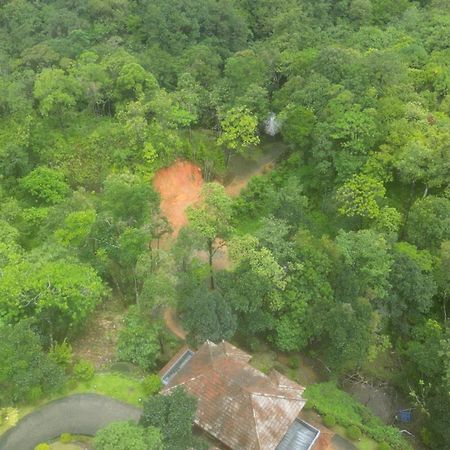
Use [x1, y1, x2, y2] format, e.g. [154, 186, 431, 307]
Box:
[140, 388, 198, 450]
[0, 0, 449, 447]
[94, 421, 162, 450]
[305, 382, 408, 449]
[116, 307, 162, 371]
[0, 322, 65, 405]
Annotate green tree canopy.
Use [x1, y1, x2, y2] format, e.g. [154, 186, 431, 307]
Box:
[140, 387, 197, 450]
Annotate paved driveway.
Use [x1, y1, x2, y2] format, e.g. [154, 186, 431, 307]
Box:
[0, 394, 141, 450]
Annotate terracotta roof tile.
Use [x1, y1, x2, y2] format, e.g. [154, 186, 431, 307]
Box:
[163, 341, 306, 450]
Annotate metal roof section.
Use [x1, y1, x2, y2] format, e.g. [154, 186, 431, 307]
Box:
[276, 419, 320, 450]
[161, 349, 195, 385]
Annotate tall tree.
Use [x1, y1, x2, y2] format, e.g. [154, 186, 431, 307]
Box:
[186, 182, 233, 289]
[140, 388, 197, 450]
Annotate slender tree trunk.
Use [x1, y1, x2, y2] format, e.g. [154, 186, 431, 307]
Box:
[225, 148, 232, 167]
[208, 238, 215, 290]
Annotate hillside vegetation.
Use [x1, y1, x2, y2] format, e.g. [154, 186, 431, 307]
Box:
[0, 0, 449, 448]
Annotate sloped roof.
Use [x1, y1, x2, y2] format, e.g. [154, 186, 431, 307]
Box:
[163, 341, 306, 450]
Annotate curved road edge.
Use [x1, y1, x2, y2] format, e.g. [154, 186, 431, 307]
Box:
[0, 393, 142, 450]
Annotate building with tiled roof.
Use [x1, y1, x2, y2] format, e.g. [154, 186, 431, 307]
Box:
[159, 340, 320, 450]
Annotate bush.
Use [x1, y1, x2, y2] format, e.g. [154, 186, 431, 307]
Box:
[73, 360, 94, 382]
[49, 340, 73, 370]
[94, 421, 162, 450]
[59, 432, 73, 443]
[322, 415, 336, 427]
[34, 444, 50, 450]
[346, 425, 362, 441]
[378, 442, 391, 450]
[141, 374, 162, 396]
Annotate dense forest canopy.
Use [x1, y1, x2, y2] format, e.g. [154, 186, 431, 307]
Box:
[0, 0, 449, 448]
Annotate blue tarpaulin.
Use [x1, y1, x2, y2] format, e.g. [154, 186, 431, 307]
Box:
[396, 409, 412, 422]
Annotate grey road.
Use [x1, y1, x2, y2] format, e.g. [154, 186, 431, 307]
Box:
[0, 394, 141, 450]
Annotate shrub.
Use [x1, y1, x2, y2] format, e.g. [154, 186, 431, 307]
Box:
[73, 360, 94, 382]
[378, 442, 391, 450]
[322, 415, 336, 427]
[34, 444, 50, 450]
[49, 340, 73, 370]
[94, 421, 162, 450]
[141, 374, 162, 396]
[346, 425, 362, 441]
[59, 432, 73, 443]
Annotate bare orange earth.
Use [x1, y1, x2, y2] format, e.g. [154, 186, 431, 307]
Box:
[153, 160, 204, 237]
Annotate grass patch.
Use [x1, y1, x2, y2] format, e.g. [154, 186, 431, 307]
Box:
[305, 382, 411, 450]
[333, 425, 378, 450]
[0, 373, 145, 437]
[250, 350, 277, 374]
[70, 373, 145, 406]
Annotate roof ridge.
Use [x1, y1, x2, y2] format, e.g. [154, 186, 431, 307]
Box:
[250, 392, 304, 401]
[250, 391, 263, 450]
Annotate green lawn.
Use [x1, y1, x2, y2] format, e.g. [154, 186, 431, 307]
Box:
[70, 373, 145, 407]
[333, 425, 378, 450]
[0, 373, 145, 437]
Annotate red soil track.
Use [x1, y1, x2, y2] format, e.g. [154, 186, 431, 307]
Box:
[153, 160, 203, 237]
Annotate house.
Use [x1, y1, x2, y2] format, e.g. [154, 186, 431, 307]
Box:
[159, 340, 320, 450]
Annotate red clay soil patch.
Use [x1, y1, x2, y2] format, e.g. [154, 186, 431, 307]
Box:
[153, 160, 203, 237]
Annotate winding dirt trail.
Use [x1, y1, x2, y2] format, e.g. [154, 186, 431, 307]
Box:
[154, 144, 287, 340]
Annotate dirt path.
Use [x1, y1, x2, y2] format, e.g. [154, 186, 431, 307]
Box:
[163, 307, 186, 340]
[154, 144, 287, 341]
[0, 394, 141, 450]
[224, 143, 287, 197]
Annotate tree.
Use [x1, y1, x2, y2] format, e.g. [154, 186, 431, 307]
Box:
[94, 421, 162, 450]
[140, 387, 197, 450]
[0, 322, 65, 405]
[322, 297, 378, 372]
[181, 285, 237, 345]
[101, 173, 159, 227]
[388, 250, 437, 333]
[186, 182, 233, 289]
[0, 259, 105, 341]
[20, 167, 70, 205]
[336, 174, 385, 220]
[406, 196, 450, 249]
[33, 68, 81, 125]
[217, 106, 260, 164]
[115, 63, 159, 102]
[335, 229, 392, 302]
[117, 307, 161, 371]
[280, 105, 316, 150]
